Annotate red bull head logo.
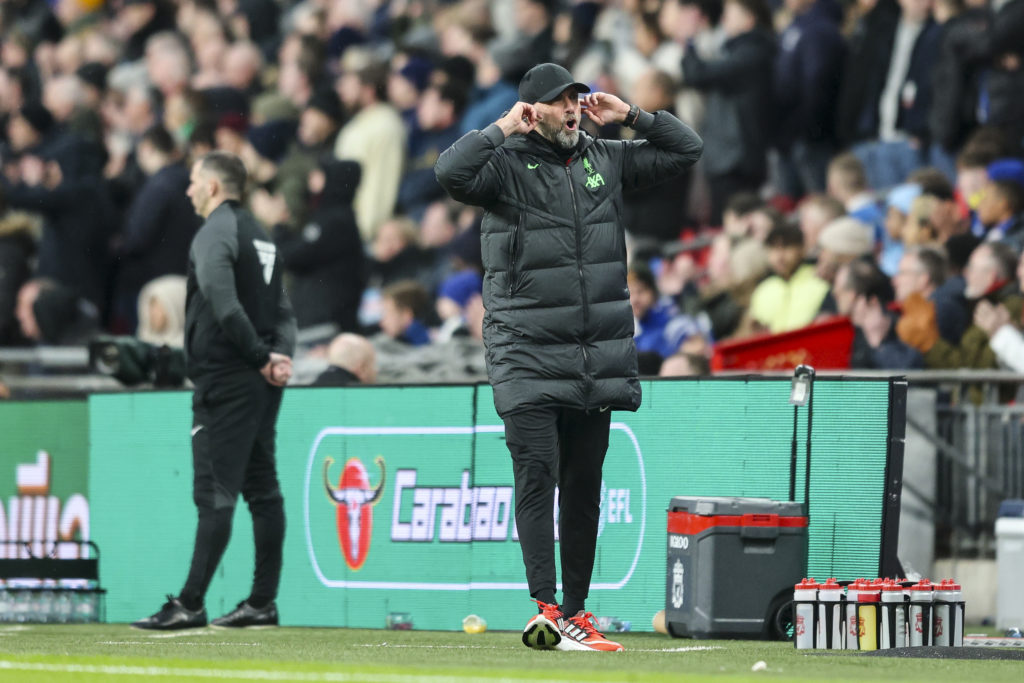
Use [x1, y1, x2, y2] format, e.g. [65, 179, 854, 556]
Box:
[323, 456, 386, 570]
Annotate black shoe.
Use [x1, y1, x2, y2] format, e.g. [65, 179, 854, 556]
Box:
[210, 601, 279, 628]
[132, 595, 207, 630]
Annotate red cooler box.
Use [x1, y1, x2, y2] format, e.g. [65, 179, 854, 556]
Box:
[666, 496, 807, 639]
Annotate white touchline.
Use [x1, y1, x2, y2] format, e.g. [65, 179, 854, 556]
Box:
[0, 660, 570, 683]
[348, 643, 719, 653]
[352, 644, 511, 649]
[628, 647, 724, 653]
[148, 629, 214, 639]
[98, 642, 262, 646]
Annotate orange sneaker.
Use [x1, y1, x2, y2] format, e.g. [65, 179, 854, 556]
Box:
[556, 611, 624, 651]
[522, 600, 563, 650]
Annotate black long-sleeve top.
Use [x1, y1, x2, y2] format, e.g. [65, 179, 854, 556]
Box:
[184, 200, 296, 379]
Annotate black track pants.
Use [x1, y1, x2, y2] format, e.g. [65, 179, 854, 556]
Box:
[180, 370, 285, 608]
[502, 406, 611, 610]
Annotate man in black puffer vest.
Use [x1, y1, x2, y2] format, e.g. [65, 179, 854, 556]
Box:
[436, 63, 702, 652]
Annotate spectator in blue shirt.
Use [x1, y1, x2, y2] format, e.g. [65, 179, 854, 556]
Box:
[379, 280, 432, 346]
[629, 265, 711, 360]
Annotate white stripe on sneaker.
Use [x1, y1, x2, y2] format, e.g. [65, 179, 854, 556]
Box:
[564, 625, 586, 641]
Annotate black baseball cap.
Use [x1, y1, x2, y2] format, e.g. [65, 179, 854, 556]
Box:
[307, 88, 342, 122]
[518, 63, 590, 103]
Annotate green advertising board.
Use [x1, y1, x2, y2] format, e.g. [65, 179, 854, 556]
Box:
[89, 378, 901, 630]
[0, 400, 90, 559]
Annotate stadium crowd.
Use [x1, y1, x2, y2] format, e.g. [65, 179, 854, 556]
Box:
[2, 0, 1024, 385]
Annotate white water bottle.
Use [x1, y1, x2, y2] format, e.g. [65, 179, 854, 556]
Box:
[933, 579, 955, 646]
[845, 579, 868, 650]
[74, 581, 100, 623]
[816, 578, 844, 649]
[879, 580, 906, 649]
[908, 579, 933, 646]
[38, 580, 57, 624]
[793, 578, 818, 649]
[950, 582, 964, 647]
[934, 579, 963, 647]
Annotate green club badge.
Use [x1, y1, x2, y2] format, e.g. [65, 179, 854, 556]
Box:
[583, 157, 604, 189]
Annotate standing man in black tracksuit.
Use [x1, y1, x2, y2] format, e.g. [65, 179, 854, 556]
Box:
[133, 152, 297, 630]
[435, 63, 702, 652]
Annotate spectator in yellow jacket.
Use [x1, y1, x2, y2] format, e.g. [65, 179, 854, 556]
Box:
[747, 224, 830, 334]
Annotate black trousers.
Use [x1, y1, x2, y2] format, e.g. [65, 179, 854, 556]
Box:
[180, 369, 285, 608]
[503, 406, 611, 611]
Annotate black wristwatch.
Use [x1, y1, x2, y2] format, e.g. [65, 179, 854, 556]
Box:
[624, 104, 641, 128]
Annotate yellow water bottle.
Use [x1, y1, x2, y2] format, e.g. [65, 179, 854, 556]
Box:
[857, 584, 881, 651]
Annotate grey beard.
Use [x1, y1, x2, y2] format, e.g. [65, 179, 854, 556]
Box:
[554, 128, 579, 149]
[538, 118, 579, 149]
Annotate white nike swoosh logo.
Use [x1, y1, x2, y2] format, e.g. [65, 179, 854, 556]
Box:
[191, 425, 203, 437]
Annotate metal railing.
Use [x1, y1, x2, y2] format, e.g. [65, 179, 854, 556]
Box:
[0, 325, 340, 396]
[928, 400, 1024, 556]
[858, 370, 1023, 558]
[0, 346, 118, 396]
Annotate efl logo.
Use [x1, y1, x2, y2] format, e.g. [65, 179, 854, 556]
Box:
[323, 456, 385, 570]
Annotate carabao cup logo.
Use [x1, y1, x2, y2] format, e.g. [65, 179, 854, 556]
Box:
[323, 456, 386, 570]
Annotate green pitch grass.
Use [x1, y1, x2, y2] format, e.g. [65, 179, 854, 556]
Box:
[0, 624, 1020, 683]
